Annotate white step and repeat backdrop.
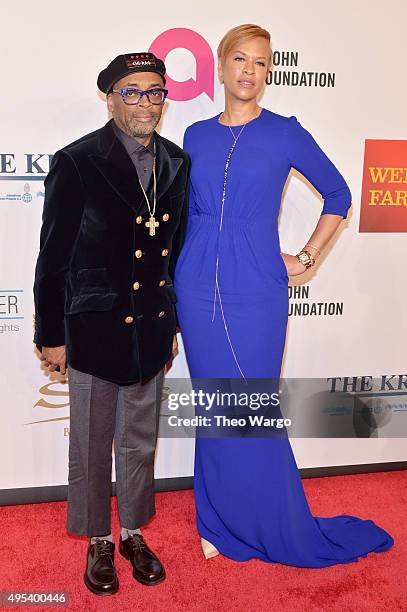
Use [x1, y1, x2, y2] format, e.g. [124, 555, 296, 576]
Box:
[1, 1, 406, 494]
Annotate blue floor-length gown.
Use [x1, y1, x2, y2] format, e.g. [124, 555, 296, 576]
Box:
[174, 108, 394, 567]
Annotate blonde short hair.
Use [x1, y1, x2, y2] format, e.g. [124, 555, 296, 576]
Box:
[217, 24, 272, 69]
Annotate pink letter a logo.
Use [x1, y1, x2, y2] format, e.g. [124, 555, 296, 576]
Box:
[149, 28, 214, 101]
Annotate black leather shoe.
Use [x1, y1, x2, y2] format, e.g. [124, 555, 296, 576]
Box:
[119, 533, 165, 586]
[84, 539, 119, 595]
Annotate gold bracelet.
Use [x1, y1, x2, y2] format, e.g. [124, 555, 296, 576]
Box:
[304, 243, 321, 257]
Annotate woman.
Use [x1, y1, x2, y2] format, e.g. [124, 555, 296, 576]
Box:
[174, 24, 393, 566]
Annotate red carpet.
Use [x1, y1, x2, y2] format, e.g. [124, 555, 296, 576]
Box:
[0, 471, 405, 612]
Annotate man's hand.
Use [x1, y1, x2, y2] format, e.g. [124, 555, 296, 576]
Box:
[164, 335, 179, 374]
[41, 346, 67, 375]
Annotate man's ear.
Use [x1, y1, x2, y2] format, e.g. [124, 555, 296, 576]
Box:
[106, 93, 114, 115]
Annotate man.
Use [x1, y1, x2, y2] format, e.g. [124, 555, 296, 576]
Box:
[33, 52, 190, 595]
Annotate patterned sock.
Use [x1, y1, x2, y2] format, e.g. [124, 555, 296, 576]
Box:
[121, 527, 141, 540]
[90, 533, 113, 544]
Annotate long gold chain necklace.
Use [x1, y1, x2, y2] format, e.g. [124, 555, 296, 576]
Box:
[138, 141, 158, 236]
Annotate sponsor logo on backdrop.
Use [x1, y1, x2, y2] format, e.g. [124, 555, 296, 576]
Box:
[266, 51, 335, 88]
[150, 28, 215, 101]
[0, 153, 51, 202]
[27, 382, 174, 435]
[288, 285, 343, 317]
[149, 28, 335, 103]
[0, 153, 52, 175]
[322, 375, 407, 435]
[0, 182, 34, 203]
[27, 381, 70, 429]
[359, 139, 407, 232]
[0, 289, 24, 334]
[327, 374, 407, 392]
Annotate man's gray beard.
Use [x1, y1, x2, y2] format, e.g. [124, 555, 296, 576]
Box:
[121, 114, 160, 139]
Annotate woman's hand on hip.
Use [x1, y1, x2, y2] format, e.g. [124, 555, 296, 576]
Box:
[281, 253, 308, 277]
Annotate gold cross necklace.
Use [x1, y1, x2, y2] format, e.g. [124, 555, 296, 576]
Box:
[138, 141, 158, 236]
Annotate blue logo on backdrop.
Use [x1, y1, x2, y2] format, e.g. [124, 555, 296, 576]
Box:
[22, 184, 33, 203]
[0, 290, 24, 335]
[0, 290, 24, 320]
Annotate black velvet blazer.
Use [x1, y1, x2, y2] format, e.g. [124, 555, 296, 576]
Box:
[33, 119, 190, 384]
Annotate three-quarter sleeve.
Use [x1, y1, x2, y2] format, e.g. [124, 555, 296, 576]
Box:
[285, 115, 352, 218]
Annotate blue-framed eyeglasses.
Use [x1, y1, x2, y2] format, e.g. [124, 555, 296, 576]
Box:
[111, 87, 168, 105]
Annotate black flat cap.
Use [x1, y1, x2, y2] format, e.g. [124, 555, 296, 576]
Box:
[97, 52, 166, 94]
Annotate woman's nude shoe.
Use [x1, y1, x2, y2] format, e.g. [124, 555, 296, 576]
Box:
[201, 537, 220, 559]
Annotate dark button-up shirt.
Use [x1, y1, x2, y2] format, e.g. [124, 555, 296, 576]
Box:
[112, 121, 155, 191]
